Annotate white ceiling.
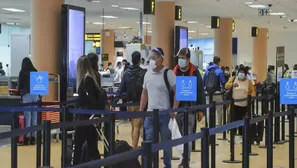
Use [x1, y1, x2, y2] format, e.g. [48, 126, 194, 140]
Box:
[0, 0, 297, 38]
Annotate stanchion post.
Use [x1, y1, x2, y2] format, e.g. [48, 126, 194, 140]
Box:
[259, 97, 269, 149]
[43, 120, 51, 167]
[152, 109, 160, 168]
[36, 110, 42, 168]
[109, 113, 116, 156]
[61, 106, 68, 168]
[210, 101, 217, 168]
[192, 113, 201, 152]
[267, 110, 273, 168]
[274, 92, 281, 144]
[281, 104, 286, 142]
[103, 116, 109, 168]
[256, 92, 259, 115]
[242, 117, 250, 168]
[218, 104, 227, 141]
[289, 107, 295, 168]
[206, 93, 213, 128]
[183, 108, 189, 168]
[247, 95, 259, 156]
[247, 95, 252, 118]
[201, 128, 209, 168]
[11, 112, 18, 168]
[142, 141, 152, 168]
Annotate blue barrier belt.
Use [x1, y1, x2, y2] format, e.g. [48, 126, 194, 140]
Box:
[116, 112, 153, 120]
[0, 106, 61, 112]
[252, 95, 266, 100]
[69, 108, 110, 115]
[0, 124, 44, 140]
[151, 132, 204, 152]
[250, 114, 269, 125]
[111, 102, 140, 107]
[216, 100, 232, 106]
[69, 148, 144, 168]
[234, 97, 249, 103]
[51, 117, 110, 129]
[209, 120, 244, 136]
[273, 111, 290, 118]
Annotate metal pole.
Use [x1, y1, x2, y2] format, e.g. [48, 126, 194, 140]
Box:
[142, 141, 152, 168]
[267, 110, 273, 168]
[201, 128, 209, 168]
[36, 111, 42, 168]
[61, 107, 68, 168]
[153, 109, 160, 168]
[11, 112, 18, 168]
[43, 120, 51, 167]
[139, 12, 143, 43]
[242, 117, 250, 168]
[183, 108, 189, 168]
[281, 104, 286, 142]
[108, 113, 116, 168]
[210, 101, 216, 168]
[289, 107, 295, 168]
[218, 104, 227, 140]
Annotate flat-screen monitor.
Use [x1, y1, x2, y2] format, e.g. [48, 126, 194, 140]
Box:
[174, 26, 188, 65]
[61, 4, 85, 101]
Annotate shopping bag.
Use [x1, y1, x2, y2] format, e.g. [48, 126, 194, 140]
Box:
[168, 118, 183, 155]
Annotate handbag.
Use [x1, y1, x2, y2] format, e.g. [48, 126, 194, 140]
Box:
[223, 77, 236, 101]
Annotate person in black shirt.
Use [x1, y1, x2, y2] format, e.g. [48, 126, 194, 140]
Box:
[18, 57, 39, 145]
[87, 53, 101, 87]
[73, 55, 103, 165]
[173, 48, 206, 167]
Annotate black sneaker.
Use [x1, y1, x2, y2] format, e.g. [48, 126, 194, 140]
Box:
[30, 137, 36, 145]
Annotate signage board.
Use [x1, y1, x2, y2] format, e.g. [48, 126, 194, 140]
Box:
[144, 0, 155, 15]
[258, 9, 270, 16]
[30, 72, 49, 95]
[276, 46, 285, 67]
[176, 76, 197, 101]
[280, 78, 297, 105]
[85, 33, 101, 41]
[175, 6, 182, 21]
[211, 16, 220, 29]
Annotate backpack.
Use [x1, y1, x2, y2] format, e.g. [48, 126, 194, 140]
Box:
[113, 140, 141, 168]
[164, 69, 174, 108]
[126, 69, 147, 102]
[205, 68, 220, 94]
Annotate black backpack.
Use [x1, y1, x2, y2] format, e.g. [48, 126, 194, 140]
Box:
[113, 140, 141, 168]
[205, 68, 219, 94]
[164, 69, 174, 108]
[126, 69, 147, 102]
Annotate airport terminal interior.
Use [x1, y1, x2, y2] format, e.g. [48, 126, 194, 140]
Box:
[0, 0, 297, 168]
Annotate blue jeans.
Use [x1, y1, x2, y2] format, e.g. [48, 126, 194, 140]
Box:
[22, 94, 39, 137]
[144, 115, 172, 168]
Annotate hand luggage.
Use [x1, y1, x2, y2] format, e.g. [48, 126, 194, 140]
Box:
[250, 114, 264, 145]
[112, 140, 141, 168]
[18, 115, 25, 144]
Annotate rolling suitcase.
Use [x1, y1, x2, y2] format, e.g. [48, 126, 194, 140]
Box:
[250, 114, 264, 145]
[18, 115, 25, 144]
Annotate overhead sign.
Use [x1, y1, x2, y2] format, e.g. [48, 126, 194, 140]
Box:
[30, 72, 49, 95]
[143, 0, 155, 15]
[175, 6, 182, 21]
[85, 33, 101, 41]
[176, 76, 197, 101]
[258, 9, 270, 16]
[211, 16, 220, 29]
[251, 27, 258, 37]
[232, 20, 235, 32]
[280, 78, 297, 105]
[93, 41, 101, 47]
[276, 46, 285, 67]
[102, 53, 109, 61]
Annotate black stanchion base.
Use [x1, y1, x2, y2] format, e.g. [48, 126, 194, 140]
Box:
[258, 145, 276, 149]
[273, 140, 286, 145]
[217, 137, 228, 141]
[222, 160, 242, 164]
[192, 149, 201, 152]
[161, 156, 180, 160]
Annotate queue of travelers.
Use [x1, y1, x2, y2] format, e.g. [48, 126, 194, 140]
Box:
[16, 48, 291, 167]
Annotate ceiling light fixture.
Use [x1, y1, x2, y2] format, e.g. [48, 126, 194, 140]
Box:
[111, 5, 119, 8]
[186, 21, 198, 24]
[2, 8, 25, 12]
[205, 25, 211, 28]
[92, 22, 105, 25]
[247, 4, 268, 9]
[288, 19, 297, 22]
[200, 33, 209, 35]
[119, 26, 130, 29]
[120, 7, 139, 10]
[147, 30, 152, 33]
[244, 2, 253, 5]
[270, 12, 286, 16]
[89, 0, 100, 2]
[137, 21, 151, 25]
[100, 16, 118, 19]
[188, 30, 196, 33]
[6, 22, 20, 25]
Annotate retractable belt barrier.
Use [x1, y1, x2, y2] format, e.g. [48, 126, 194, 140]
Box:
[0, 91, 296, 168]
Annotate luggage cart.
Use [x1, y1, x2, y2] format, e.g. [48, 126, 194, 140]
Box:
[41, 73, 60, 142]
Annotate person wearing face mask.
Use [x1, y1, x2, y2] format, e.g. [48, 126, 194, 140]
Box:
[282, 64, 291, 78]
[172, 48, 206, 167]
[266, 66, 276, 87]
[224, 66, 231, 82]
[139, 47, 178, 168]
[225, 66, 255, 143]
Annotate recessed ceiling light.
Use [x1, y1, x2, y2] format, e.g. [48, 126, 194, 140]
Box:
[100, 16, 118, 19]
[200, 33, 209, 35]
[137, 22, 151, 25]
[247, 4, 268, 9]
[120, 7, 139, 11]
[288, 19, 297, 22]
[90, 0, 100, 2]
[186, 21, 198, 24]
[92, 22, 105, 25]
[270, 12, 286, 16]
[2, 8, 25, 12]
[119, 26, 130, 29]
[111, 5, 119, 8]
[188, 30, 196, 33]
[6, 22, 20, 25]
[205, 25, 211, 28]
[245, 2, 253, 5]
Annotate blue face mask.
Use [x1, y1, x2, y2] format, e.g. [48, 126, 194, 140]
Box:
[178, 59, 187, 68]
[238, 73, 246, 79]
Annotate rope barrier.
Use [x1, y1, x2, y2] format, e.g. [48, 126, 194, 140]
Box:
[250, 114, 269, 125]
[209, 120, 244, 136]
[273, 111, 290, 118]
[0, 124, 44, 140]
[51, 117, 110, 129]
[0, 106, 61, 112]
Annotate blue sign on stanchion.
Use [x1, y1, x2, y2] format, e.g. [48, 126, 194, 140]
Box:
[176, 76, 197, 101]
[280, 78, 297, 105]
[30, 72, 49, 95]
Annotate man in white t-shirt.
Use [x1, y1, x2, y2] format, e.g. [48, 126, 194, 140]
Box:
[140, 48, 177, 168]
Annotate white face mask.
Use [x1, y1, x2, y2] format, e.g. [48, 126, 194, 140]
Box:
[149, 60, 157, 70]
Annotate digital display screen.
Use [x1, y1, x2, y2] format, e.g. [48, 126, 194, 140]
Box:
[179, 28, 188, 49]
[68, 9, 85, 88]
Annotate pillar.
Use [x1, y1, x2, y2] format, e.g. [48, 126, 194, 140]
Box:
[144, 35, 152, 45]
[253, 28, 268, 82]
[31, 0, 64, 101]
[214, 18, 233, 69]
[101, 30, 115, 68]
[152, 0, 175, 68]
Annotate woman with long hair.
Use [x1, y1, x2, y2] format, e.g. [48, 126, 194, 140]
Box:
[87, 52, 101, 86]
[18, 57, 39, 145]
[73, 55, 103, 165]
